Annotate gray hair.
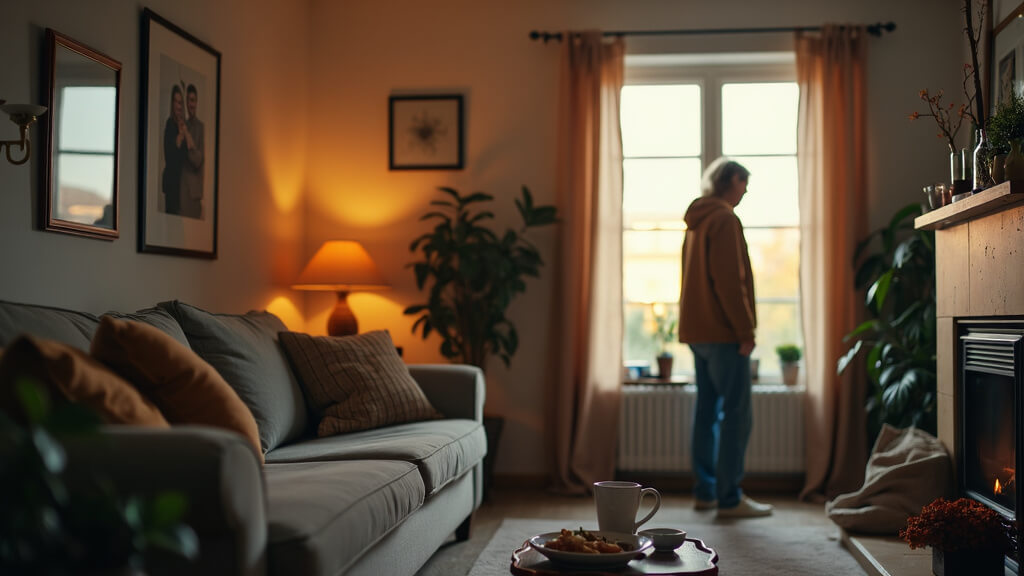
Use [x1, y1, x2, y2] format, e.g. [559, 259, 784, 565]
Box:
[701, 158, 750, 197]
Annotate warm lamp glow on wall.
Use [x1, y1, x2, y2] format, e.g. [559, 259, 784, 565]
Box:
[292, 240, 390, 336]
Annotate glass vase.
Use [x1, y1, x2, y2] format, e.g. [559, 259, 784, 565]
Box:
[950, 147, 970, 197]
[973, 128, 993, 192]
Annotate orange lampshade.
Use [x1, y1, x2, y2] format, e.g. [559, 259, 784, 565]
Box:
[292, 240, 389, 291]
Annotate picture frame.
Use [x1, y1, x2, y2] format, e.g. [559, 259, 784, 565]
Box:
[139, 8, 220, 258]
[43, 29, 121, 240]
[389, 94, 464, 170]
[990, 2, 1024, 113]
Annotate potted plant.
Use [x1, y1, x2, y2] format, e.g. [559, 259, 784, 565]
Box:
[837, 203, 936, 444]
[986, 92, 1024, 182]
[650, 304, 677, 381]
[900, 497, 1012, 576]
[776, 344, 801, 386]
[404, 185, 557, 499]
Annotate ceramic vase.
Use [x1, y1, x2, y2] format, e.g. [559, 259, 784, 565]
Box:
[1004, 140, 1024, 181]
[781, 363, 799, 386]
[931, 547, 1004, 576]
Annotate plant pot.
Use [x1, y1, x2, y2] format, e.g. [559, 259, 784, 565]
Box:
[991, 153, 1007, 184]
[1005, 140, 1024, 181]
[931, 547, 1004, 576]
[656, 355, 674, 381]
[781, 362, 799, 386]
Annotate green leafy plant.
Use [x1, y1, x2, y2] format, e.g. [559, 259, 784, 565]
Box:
[837, 203, 937, 442]
[986, 92, 1024, 156]
[404, 186, 557, 368]
[651, 304, 678, 358]
[775, 344, 802, 364]
[0, 379, 198, 573]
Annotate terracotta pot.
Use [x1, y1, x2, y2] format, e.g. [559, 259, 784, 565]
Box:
[781, 362, 799, 386]
[656, 355, 674, 381]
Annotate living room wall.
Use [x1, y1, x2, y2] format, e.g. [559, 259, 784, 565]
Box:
[0, 0, 309, 328]
[304, 0, 965, 479]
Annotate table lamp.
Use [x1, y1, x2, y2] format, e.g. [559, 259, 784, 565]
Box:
[292, 240, 390, 336]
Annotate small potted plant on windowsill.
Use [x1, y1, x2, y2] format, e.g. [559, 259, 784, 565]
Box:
[776, 344, 801, 386]
[651, 304, 678, 382]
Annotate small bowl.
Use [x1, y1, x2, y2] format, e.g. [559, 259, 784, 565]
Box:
[639, 528, 687, 552]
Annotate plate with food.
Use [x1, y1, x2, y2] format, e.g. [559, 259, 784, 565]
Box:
[527, 527, 652, 569]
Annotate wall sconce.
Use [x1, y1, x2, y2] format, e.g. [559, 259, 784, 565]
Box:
[0, 99, 48, 165]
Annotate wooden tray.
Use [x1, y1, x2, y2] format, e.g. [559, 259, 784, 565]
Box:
[510, 537, 719, 575]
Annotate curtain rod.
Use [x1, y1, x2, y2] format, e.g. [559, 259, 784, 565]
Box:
[528, 22, 896, 43]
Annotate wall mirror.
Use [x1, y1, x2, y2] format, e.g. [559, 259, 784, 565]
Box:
[991, 3, 1024, 113]
[44, 29, 121, 239]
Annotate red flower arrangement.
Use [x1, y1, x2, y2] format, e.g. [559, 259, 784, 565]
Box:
[900, 498, 1012, 553]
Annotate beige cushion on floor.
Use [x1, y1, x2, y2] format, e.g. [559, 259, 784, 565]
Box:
[278, 330, 442, 436]
[265, 459, 425, 576]
[91, 316, 263, 463]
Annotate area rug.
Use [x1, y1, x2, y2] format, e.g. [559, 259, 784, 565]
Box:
[467, 518, 865, 575]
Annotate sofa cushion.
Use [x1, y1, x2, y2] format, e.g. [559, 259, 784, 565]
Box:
[265, 459, 424, 576]
[91, 316, 264, 463]
[103, 307, 191, 349]
[278, 330, 442, 436]
[0, 335, 169, 427]
[158, 301, 307, 453]
[264, 419, 485, 495]
[0, 300, 100, 351]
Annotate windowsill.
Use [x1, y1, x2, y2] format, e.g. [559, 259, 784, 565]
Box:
[622, 376, 805, 390]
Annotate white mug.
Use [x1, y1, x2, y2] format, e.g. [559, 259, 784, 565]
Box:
[593, 480, 661, 534]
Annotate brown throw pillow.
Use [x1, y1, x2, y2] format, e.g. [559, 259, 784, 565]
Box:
[0, 335, 169, 427]
[91, 316, 263, 463]
[278, 330, 442, 436]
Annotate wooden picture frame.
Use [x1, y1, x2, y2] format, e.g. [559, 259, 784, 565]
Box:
[43, 29, 121, 240]
[139, 8, 221, 258]
[990, 2, 1024, 113]
[389, 94, 464, 170]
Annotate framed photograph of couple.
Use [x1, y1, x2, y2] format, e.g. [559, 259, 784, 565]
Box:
[139, 8, 220, 258]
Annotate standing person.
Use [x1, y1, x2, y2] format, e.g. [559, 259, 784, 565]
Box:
[161, 84, 187, 215]
[678, 157, 773, 518]
[180, 84, 204, 219]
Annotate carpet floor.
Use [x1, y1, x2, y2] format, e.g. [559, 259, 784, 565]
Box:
[468, 517, 866, 575]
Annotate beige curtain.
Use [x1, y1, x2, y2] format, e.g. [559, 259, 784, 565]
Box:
[548, 31, 625, 494]
[795, 25, 870, 501]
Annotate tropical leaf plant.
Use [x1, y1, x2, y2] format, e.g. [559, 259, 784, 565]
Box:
[837, 203, 937, 443]
[404, 186, 557, 369]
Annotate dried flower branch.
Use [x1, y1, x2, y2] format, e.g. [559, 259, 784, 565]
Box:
[963, 0, 987, 129]
[900, 497, 1012, 553]
[908, 89, 970, 152]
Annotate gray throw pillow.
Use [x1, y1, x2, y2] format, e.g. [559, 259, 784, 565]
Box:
[103, 307, 191, 349]
[158, 300, 308, 453]
[0, 300, 100, 351]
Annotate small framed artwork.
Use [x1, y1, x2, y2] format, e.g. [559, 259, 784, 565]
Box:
[139, 8, 220, 258]
[43, 29, 121, 240]
[389, 94, 463, 170]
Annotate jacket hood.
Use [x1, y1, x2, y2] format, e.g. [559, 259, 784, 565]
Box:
[684, 196, 732, 229]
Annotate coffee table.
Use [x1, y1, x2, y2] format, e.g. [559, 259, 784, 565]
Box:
[510, 537, 719, 575]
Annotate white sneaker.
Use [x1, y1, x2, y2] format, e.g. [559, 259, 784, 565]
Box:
[716, 495, 774, 518]
[694, 498, 717, 511]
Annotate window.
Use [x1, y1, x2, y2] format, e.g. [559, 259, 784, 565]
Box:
[621, 56, 802, 379]
[53, 85, 117, 225]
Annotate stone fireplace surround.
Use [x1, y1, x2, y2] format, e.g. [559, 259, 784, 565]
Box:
[843, 181, 1024, 576]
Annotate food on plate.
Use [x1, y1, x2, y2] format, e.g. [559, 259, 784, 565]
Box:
[543, 528, 627, 554]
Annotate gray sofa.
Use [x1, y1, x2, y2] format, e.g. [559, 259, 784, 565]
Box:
[0, 299, 487, 576]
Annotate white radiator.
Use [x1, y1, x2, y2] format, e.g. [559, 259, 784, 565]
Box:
[617, 384, 805, 474]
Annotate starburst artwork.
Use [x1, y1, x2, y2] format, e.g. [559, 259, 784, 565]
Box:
[390, 94, 463, 170]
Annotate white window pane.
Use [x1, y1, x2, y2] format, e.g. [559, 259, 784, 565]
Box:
[54, 153, 114, 224]
[623, 230, 683, 304]
[732, 156, 799, 227]
[744, 228, 800, 299]
[751, 302, 803, 377]
[621, 85, 701, 157]
[60, 86, 117, 152]
[722, 83, 798, 155]
[623, 158, 701, 227]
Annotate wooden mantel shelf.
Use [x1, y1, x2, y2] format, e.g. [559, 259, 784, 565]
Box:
[915, 180, 1024, 230]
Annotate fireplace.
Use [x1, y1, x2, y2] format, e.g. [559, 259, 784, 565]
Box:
[958, 319, 1024, 571]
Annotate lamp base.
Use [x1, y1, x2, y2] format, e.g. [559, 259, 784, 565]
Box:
[327, 291, 358, 337]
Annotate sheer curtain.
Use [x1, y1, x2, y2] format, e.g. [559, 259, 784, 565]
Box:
[795, 25, 870, 501]
[548, 31, 625, 494]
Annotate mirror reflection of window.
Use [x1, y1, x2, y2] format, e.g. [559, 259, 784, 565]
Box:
[55, 85, 116, 226]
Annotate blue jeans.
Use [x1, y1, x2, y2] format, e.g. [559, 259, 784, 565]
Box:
[689, 342, 752, 508]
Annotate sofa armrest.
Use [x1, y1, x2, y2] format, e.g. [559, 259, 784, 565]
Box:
[407, 364, 484, 422]
[63, 425, 267, 576]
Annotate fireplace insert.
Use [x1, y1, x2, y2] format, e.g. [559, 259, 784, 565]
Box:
[958, 320, 1024, 571]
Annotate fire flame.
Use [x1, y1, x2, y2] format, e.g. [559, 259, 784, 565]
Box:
[995, 478, 1003, 495]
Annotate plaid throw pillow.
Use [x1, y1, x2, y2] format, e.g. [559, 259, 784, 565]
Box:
[278, 330, 442, 436]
